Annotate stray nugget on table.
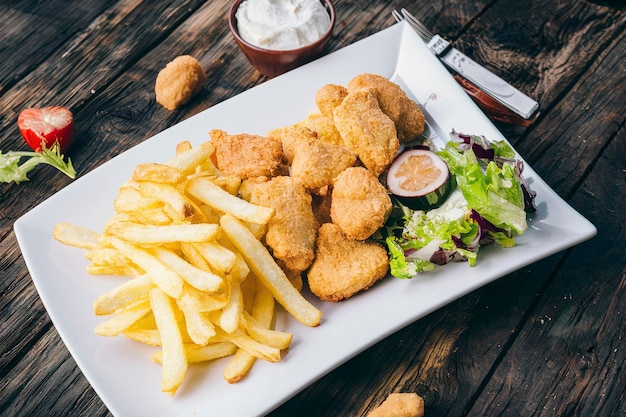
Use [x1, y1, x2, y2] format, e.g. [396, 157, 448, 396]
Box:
[290, 140, 357, 192]
[248, 176, 319, 272]
[155, 55, 206, 110]
[315, 83, 348, 118]
[268, 125, 318, 165]
[366, 393, 425, 417]
[210, 129, 286, 179]
[330, 167, 392, 241]
[307, 223, 389, 302]
[332, 89, 399, 177]
[348, 73, 425, 142]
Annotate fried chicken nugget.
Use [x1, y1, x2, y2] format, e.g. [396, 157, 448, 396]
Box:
[330, 166, 392, 241]
[366, 393, 425, 417]
[210, 129, 285, 179]
[348, 73, 425, 142]
[248, 176, 319, 272]
[333, 89, 399, 177]
[155, 55, 206, 110]
[290, 140, 357, 192]
[297, 111, 345, 146]
[315, 83, 348, 118]
[307, 223, 389, 302]
[268, 124, 318, 165]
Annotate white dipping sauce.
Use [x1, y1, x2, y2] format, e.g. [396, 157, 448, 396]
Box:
[236, 0, 331, 50]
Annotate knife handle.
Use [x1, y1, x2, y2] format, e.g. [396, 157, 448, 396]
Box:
[439, 47, 539, 120]
[452, 75, 539, 127]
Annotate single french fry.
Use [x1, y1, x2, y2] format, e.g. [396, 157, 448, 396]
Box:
[150, 288, 187, 395]
[227, 251, 251, 284]
[251, 278, 275, 327]
[123, 327, 162, 346]
[106, 222, 220, 244]
[223, 349, 256, 384]
[217, 282, 243, 334]
[177, 284, 229, 313]
[94, 297, 152, 336]
[211, 175, 241, 196]
[152, 342, 237, 365]
[137, 181, 201, 222]
[214, 328, 281, 363]
[152, 246, 222, 293]
[114, 186, 163, 213]
[87, 264, 143, 276]
[179, 242, 212, 272]
[53, 223, 102, 249]
[132, 163, 184, 183]
[193, 241, 237, 275]
[93, 275, 155, 315]
[85, 247, 130, 267]
[165, 141, 215, 175]
[242, 311, 292, 350]
[177, 302, 216, 346]
[220, 214, 321, 327]
[109, 237, 183, 299]
[186, 176, 275, 225]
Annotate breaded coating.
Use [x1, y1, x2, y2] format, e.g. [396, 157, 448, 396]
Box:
[290, 140, 357, 192]
[366, 393, 425, 417]
[330, 167, 392, 241]
[348, 73, 425, 142]
[210, 129, 285, 179]
[307, 223, 389, 302]
[315, 83, 348, 118]
[155, 55, 206, 110]
[248, 176, 319, 272]
[333, 89, 399, 177]
[268, 125, 317, 165]
[298, 111, 345, 146]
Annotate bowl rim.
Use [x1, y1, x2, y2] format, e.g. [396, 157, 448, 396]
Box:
[228, 0, 336, 55]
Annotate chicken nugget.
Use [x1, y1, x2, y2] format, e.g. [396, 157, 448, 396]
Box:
[333, 89, 399, 177]
[298, 111, 345, 147]
[155, 55, 206, 110]
[330, 167, 392, 241]
[307, 223, 389, 302]
[210, 129, 285, 179]
[248, 176, 319, 272]
[291, 140, 357, 192]
[268, 124, 317, 165]
[348, 73, 425, 142]
[366, 393, 425, 417]
[315, 83, 348, 118]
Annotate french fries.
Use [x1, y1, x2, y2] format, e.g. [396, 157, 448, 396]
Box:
[53, 140, 322, 396]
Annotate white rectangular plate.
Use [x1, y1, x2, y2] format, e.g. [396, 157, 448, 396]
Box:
[14, 22, 596, 417]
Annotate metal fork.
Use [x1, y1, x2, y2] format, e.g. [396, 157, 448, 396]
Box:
[393, 8, 433, 41]
[392, 8, 540, 120]
[393, 8, 451, 56]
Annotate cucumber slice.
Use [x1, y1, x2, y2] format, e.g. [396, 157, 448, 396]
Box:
[386, 148, 453, 210]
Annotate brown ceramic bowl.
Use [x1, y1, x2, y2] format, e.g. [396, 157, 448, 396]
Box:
[229, 0, 335, 78]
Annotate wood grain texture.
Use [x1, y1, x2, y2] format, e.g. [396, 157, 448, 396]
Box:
[0, 0, 624, 416]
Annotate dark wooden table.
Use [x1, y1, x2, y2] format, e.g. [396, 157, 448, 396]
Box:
[2, 0, 625, 416]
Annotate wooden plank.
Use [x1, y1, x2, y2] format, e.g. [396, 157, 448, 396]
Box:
[0, 1, 115, 92]
[269, 1, 626, 416]
[468, 118, 626, 417]
[0, 326, 109, 416]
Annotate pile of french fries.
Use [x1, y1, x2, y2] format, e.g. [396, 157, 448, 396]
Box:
[53, 140, 322, 395]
